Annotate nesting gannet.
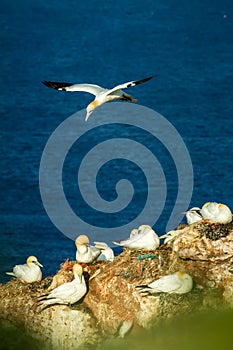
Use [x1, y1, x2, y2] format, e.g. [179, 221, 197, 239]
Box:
[75, 235, 101, 263]
[185, 207, 203, 225]
[136, 271, 193, 295]
[6, 256, 43, 283]
[42, 75, 156, 121]
[113, 225, 160, 250]
[200, 202, 232, 224]
[94, 242, 114, 262]
[37, 264, 87, 310]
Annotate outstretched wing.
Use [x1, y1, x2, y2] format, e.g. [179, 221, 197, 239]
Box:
[105, 75, 156, 96]
[42, 81, 106, 96]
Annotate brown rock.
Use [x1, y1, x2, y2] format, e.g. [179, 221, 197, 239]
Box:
[0, 221, 233, 348]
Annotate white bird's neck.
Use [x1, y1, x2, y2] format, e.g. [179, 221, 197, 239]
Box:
[77, 244, 89, 254]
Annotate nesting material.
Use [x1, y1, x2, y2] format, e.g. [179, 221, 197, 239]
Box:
[1, 221, 233, 348]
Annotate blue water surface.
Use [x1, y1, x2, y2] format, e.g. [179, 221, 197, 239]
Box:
[0, 0, 233, 282]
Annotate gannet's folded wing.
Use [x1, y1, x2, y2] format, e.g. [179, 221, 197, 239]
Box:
[6, 264, 28, 280]
[148, 274, 182, 293]
[136, 275, 181, 294]
[42, 81, 105, 96]
[112, 232, 143, 246]
[105, 75, 156, 96]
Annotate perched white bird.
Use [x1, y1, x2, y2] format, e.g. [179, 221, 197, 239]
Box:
[113, 225, 160, 251]
[75, 235, 101, 263]
[200, 202, 232, 224]
[136, 271, 193, 295]
[6, 256, 43, 283]
[42, 75, 156, 121]
[185, 207, 203, 225]
[94, 242, 114, 262]
[37, 264, 87, 310]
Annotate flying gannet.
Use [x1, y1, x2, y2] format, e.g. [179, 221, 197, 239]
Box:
[42, 75, 156, 121]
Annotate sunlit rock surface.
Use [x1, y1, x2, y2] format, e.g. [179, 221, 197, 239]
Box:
[0, 221, 233, 349]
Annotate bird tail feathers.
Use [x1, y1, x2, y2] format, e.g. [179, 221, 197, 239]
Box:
[37, 293, 50, 301]
[135, 285, 154, 295]
[5, 272, 15, 277]
[112, 241, 122, 246]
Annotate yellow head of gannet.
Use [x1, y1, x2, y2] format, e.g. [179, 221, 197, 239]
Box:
[26, 256, 43, 268]
[75, 234, 90, 247]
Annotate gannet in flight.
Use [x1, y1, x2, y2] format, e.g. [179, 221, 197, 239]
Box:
[42, 75, 156, 121]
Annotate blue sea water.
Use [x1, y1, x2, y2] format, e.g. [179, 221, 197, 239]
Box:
[0, 0, 233, 283]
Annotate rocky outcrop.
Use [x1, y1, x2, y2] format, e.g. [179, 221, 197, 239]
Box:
[0, 278, 101, 349]
[0, 221, 233, 349]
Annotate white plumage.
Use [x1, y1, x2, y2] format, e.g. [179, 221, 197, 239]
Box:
[94, 241, 114, 262]
[136, 271, 193, 295]
[42, 75, 155, 121]
[37, 264, 87, 310]
[113, 225, 160, 251]
[200, 202, 232, 224]
[185, 207, 202, 225]
[6, 256, 43, 283]
[75, 235, 101, 263]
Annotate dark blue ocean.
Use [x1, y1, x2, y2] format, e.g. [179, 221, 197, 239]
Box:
[1, 0, 233, 283]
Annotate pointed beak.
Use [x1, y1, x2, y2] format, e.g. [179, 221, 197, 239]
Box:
[85, 110, 93, 122]
[37, 261, 43, 268]
[77, 274, 83, 283]
[160, 233, 169, 239]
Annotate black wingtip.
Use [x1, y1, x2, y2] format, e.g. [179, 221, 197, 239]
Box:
[134, 74, 157, 86]
[42, 81, 59, 89]
[42, 81, 50, 87]
[42, 81, 73, 90]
